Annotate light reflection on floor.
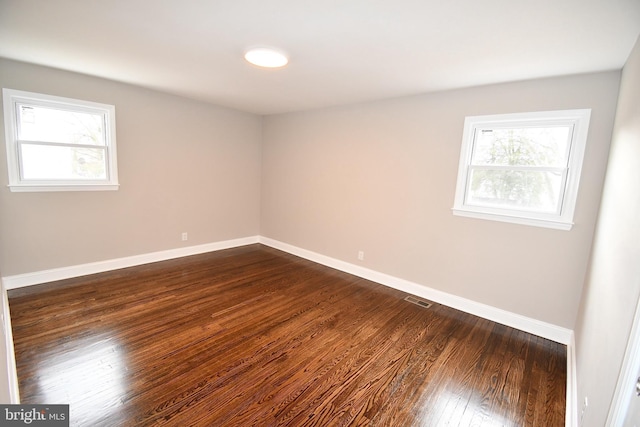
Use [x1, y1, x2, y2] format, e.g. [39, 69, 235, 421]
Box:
[420, 386, 511, 427]
[36, 337, 126, 426]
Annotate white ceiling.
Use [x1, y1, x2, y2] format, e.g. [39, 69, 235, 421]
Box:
[1, 0, 639, 115]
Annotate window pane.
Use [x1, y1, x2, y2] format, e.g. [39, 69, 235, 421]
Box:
[471, 127, 571, 167]
[467, 168, 563, 213]
[21, 144, 107, 180]
[17, 104, 105, 146]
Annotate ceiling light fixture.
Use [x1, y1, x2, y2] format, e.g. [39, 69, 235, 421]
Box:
[244, 48, 289, 68]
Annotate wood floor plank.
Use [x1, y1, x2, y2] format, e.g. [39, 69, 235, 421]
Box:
[8, 244, 566, 426]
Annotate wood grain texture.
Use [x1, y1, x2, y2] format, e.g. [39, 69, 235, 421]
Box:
[8, 244, 566, 426]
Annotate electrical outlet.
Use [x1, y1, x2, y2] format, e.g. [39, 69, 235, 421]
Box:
[181, 232, 188, 241]
[358, 251, 364, 261]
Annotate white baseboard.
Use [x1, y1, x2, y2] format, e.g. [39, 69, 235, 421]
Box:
[259, 236, 573, 345]
[0, 279, 20, 403]
[2, 236, 260, 290]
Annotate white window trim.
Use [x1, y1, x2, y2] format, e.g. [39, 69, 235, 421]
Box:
[2, 88, 119, 192]
[452, 109, 591, 231]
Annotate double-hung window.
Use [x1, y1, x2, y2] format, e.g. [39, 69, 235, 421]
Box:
[3, 88, 118, 192]
[452, 109, 591, 230]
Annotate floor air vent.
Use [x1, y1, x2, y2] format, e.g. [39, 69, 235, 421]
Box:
[404, 295, 433, 309]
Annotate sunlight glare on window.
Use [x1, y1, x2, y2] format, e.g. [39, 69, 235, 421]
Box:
[18, 105, 105, 145]
[468, 169, 563, 213]
[21, 145, 106, 180]
[471, 127, 571, 167]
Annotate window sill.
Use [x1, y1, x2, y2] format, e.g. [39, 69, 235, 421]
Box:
[452, 208, 573, 231]
[8, 184, 120, 192]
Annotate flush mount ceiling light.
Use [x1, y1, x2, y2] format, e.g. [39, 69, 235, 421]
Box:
[244, 48, 289, 68]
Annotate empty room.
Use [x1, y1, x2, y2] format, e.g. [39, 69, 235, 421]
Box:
[0, 1, 639, 426]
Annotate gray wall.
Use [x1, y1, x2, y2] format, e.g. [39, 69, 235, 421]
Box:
[574, 36, 640, 426]
[0, 59, 263, 276]
[261, 72, 620, 329]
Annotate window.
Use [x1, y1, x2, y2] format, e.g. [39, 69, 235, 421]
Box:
[452, 109, 591, 230]
[3, 88, 118, 192]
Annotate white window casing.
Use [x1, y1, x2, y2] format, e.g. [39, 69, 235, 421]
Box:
[2, 88, 119, 192]
[452, 109, 591, 230]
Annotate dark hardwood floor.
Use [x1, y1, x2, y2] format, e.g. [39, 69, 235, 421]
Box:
[8, 244, 566, 426]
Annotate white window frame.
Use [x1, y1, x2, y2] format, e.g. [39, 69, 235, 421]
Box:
[452, 109, 591, 231]
[2, 88, 119, 192]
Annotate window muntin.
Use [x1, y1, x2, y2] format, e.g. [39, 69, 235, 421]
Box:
[3, 89, 118, 192]
[453, 110, 591, 230]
